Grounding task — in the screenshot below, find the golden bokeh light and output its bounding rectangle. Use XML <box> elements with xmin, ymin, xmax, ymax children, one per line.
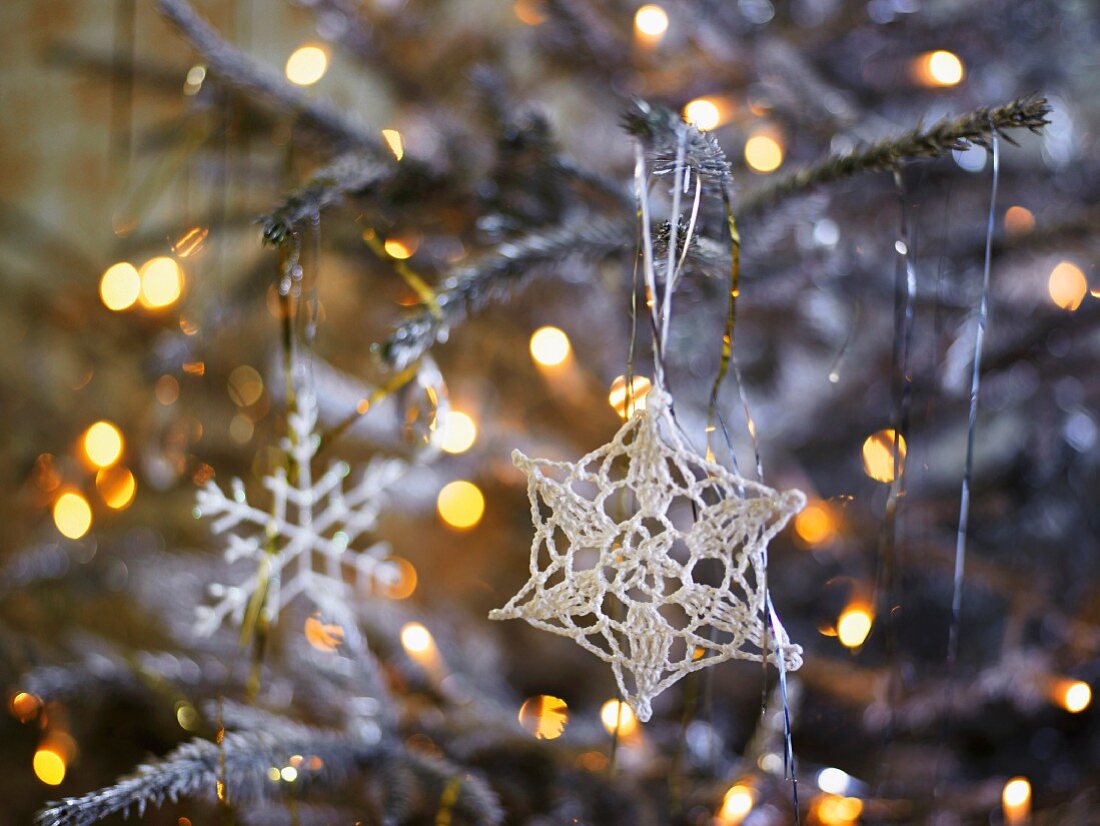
<box><xmin>172</xmin><ymin>226</ymin><xmax>209</xmax><ymax>258</ymax></box>
<box><xmin>53</xmin><ymin>492</ymin><xmax>92</xmax><ymax>540</ymax></box>
<box><xmin>281</xmin><ymin>765</ymin><xmax>299</xmax><ymax>782</ymax></box>
<box><xmin>513</xmin><ymin>0</ymin><xmax>546</xmax><ymax>25</ymax></box>
<box><xmin>99</xmin><ymin>262</ymin><xmax>141</xmax><ymax>311</ymax></box>
<box><xmin>382</xmin><ymin>557</ymin><xmax>418</xmax><ymax>600</ymax></box>
<box><xmin>861</xmin><ymin>429</ymin><xmax>906</xmax><ymax>483</ymax></box>
<box><xmin>83</xmin><ymin>420</ymin><xmax>123</xmax><ymax>468</ymax></box>
<box><xmin>914</xmin><ymin>50</ymin><xmax>965</xmax><ymax>87</ymax></box>
<box><xmin>599</xmin><ymin>699</ymin><xmax>638</xmax><ymax>737</ymax></box>
<box><xmin>384</xmin><ymin>238</ymin><xmax>414</xmax><ymax>259</ymax></box>
<box><xmin>138</xmin><ymin>257</ymin><xmax>184</xmax><ymax>310</ymax></box>
<box><xmin>10</xmin><ymin>692</ymin><xmax>41</xmax><ymax>723</ymax></box>
<box><xmin>1048</xmin><ymin>261</ymin><xmax>1087</xmax><ymax>311</ymax></box>
<box><xmin>608</xmin><ymin>374</ymin><xmax>652</xmax><ymax>419</ymax></box>
<box><xmin>718</xmin><ymin>783</ymin><xmax>755</xmax><ymax>824</ymax></box>
<box><xmin>529</xmin><ymin>326</ymin><xmax>571</xmax><ymax>367</ymax></box>
<box><xmin>381</xmin><ymin>128</ymin><xmax>404</xmax><ymax>161</ymax></box>
<box><xmin>155</xmin><ymin>375</ymin><xmax>180</xmax><ymax>405</ymax></box>
<box><xmin>837</xmin><ymin>603</ymin><xmax>873</xmax><ymax>649</ymax></box>
<box><xmin>305</xmin><ymin>614</ymin><xmax>345</xmax><ymax>653</ymax></box>
<box><xmin>1002</xmin><ymin>777</ymin><xmax>1031</xmax><ymax>823</ymax></box>
<box><xmin>228</xmin><ymin>365</ymin><xmax>264</xmax><ymax>407</ymax></box>
<box><xmin>96</xmin><ymin>466</ymin><xmax>136</xmax><ymax>510</ymax></box>
<box><xmin>744</xmin><ymin>133</ymin><xmax>784</xmax><ymax>173</ymax></box>
<box><xmin>33</xmin><ymin>748</ymin><xmax>66</xmax><ymax>786</ymax></box>
<box><xmin>440</xmin><ymin>410</ymin><xmax>478</xmax><ymax>454</ymax></box>
<box><xmin>683</xmin><ymin>98</ymin><xmax>722</xmax><ymax>132</ymax></box>
<box><xmin>794</xmin><ymin>500</ymin><xmax>837</xmax><ymax>547</ymax></box>
<box><xmin>1004</xmin><ymin>205</ymin><xmax>1035</xmax><ymax>235</ymax></box>
<box><xmin>634</xmin><ymin>4</ymin><xmax>669</xmax><ymax>40</ymax></box>
<box><xmin>400</xmin><ymin>621</ymin><xmax>434</xmax><ymax>655</ymax></box>
<box><xmin>436</xmin><ymin>480</ymin><xmax>485</xmax><ymax>530</ymax></box>
<box><xmin>285</xmin><ymin>45</ymin><xmax>328</xmax><ymax>86</ymax></box>
<box><xmin>815</xmin><ymin>794</ymin><xmax>864</xmax><ymax>825</ymax></box>
<box><xmin>1056</xmin><ymin>679</ymin><xmax>1092</xmax><ymax>713</ymax></box>
<box><xmin>518</xmin><ymin>695</ymin><xmax>569</xmax><ymax>740</ymax></box>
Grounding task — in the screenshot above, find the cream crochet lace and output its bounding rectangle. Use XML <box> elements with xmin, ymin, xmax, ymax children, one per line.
<box><xmin>490</xmin><ymin>387</ymin><xmax>805</xmax><ymax>722</ymax></box>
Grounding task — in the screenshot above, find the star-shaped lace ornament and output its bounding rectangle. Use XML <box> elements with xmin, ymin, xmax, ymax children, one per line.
<box><xmin>490</xmin><ymin>387</ymin><xmax>805</xmax><ymax>721</ymax></box>
<box><xmin>194</xmin><ymin>390</ymin><xmax>404</xmax><ymax>635</ymax></box>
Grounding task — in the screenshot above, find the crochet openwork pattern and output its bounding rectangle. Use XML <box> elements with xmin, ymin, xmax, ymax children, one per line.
<box><xmin>490</xmin><ymin>388</ymin><xmax>805</xmax><ymax>721</ymax></box>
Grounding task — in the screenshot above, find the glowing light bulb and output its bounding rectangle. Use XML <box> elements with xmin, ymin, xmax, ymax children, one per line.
<box><xmin>815</xmin><ymin>794</ymin><xmax>864</xmax><ymax>825</ymax></box>
<box><xmin>400</xmin><ymin>622</ymin><xmax>434</xmax><ymax>655</ymax></box>
<box><xmin>436</xmin><ymin>480</ymin><xmax>485</xmax><ymax>530</ymax></box>
<box><xmin>138</xmin><ymin>257</ymin><xmax>184</xmax><ymax>309</ymax></box>
<box><xmin>83</xmin><ymin>421</ymin><xmax>123</xmax><ymax>468</ymax></box>
<box><xmin>10</xmin><ymin>692</ymin><xmax>41</xmax><ymax>723</ymax></box>
<box><xmin>794</xmin><ymin>501</ymin><xmax>837</xmax><ymax>546</ymax></box>
<box><xmin>718</xmin><ymin>784</ymin><xmax>755</xmax><ymax>824</ymax></box>
<box><xmin>382</xmin><ymin>557</ymin><xmax>418</xmax><ymax>600</ymax></box>
<box><xmin>529</xmin><ymin>326</ymin><xmax>571</xmax><ymax>367</ymax></box>
<box><xmin>1004</xmin><ymin>205</ymin><xmax>1035</xmax><ymax>235</ymax></box>
<box><xmin>96</xmin><ymin>466</ymin><xmax>136</xmax><ymax>510</ymax></box>
<box><xmin>53</xmin><ymin>492</ymin><xmax>92</xmax><ymax>540</ymax></box>
<box><xmin>599</xmin><ymin>699</ymin><xmax>638</xmax><ymax>736</ymax></box>
<box><xmin>1048</xmin><ymin>261</ymin><xmax>1087</xmax><ymax>311</ymax></box>
<box><xmin>518</xmin><ymin>695</ymin><xmax>569</xmax><ymax>740</ymax></box>
<box><xmin>634</xmin><ymin>4</ymin><xmax>669</xmax><ymax>40</ymax></box>
<box><xmin>99</xmin><ymin>262</ymin><xmax>141</xmax><ymax>311</ymax></box>
<box><xmin>227</xmin><ymin>365</ymin><xmax>264</xmax><ymax>407</ymax></box>
<box><xmin>33</xmin><ymin>748</ymin><xmax>66</xmax><ymax>786</ymax></box>
<box><xmin>1059</xmin><ymin>680</ymin><xmax>1092</xmax><ymax>713</ymax></box>
<box><xmin>608</xmin><ymin>375</ymin><xmax>652</xmax><ymax>419</ymax></box>
<box><xmin>381</xmin><ymin>128</ymin><xmax>404</xmax><ymax>161</ymax></box>
<box><xmin>837</xmin><ymin>603</ymin><xmax>873</xmax><ymax>649</ymax></box>
<box><xmin>384</xmin><ymin>238</ymin><xmax>414</xmax><ymax>259</ymax></box>
<box><xmin>915</xmin><ymin>50</ymin><xmax>964</xmax><ymax>87</ymax></box>
<box><xmin>744</xmin><ymin>133</ymin><xmax>784</xmax><ymax>173</ymax></box>
<box><xmin>861</xmin><ymin>429</ymin><xmax>906</xmax><ymax>483</ymax></box>
<box><xmin>285</xmin><ymin>45</ymin><xmax>328</xmax><ymax>86</ymax></box>
<box><xmin>440</xmin><ymin>411</ymin><xmax>477</xmax><ymax>454</ymax></box>
<box><xmin>1002</xmin><ymin>777</ymin><xmax>1031</xmax><ymax>824</ymax></box>
<box><xmin>683</xmin><ymin>98</ymin><xmax>722</xmax><ymax>132</ymax></box>
<box><xmin>304</xmin><ymin>614</ymin><xmax>345</xmax><ymax>653</ymax></box>
<box><xmin>817</xmin><ymin>767</ymin><xmax>852</xmax><ymax>795</ymax></box>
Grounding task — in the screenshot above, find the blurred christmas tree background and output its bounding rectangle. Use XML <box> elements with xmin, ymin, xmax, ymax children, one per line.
<box><xmin>1</xmin><ymin>0</ymin><xmax>1098</xmax><ymax>823</ymax></box>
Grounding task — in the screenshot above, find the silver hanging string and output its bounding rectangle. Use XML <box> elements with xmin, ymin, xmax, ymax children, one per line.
<box><xmin>947</xmin><ymin>128</ymin><xmax>1000</xmax><ymax>670</ymax></box>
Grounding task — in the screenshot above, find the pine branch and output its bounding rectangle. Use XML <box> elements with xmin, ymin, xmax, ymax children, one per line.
<box><xmin>377</xmin><ymin>216</ymin><xmax>631</xmax><ymax>369</ymax></box>
<box><xmin>155</xmin><ymin>0</ymin><xmax>385</xmax><ymax>156</ymax></box>
<box><xmin>622</xmin><ymin>100</ymin><xmax>733</xmax><ymax>188</ymax></box>
<box><xmin>35</xmin><ymin>726</ymin><xmax>378</xmax><ymax>826</ymax></box>
<box><xmin>261</xmin><ymin>154</ymin><xmax>393</xmax><ymax>245</ymax></box>
<box><xmin>737</xmin><ymin>96</ymin><xmax>1050</xmax><ymax>217</ymax></box>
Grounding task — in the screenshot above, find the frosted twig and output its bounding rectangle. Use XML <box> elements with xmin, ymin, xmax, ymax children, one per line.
<box><xmin>737</xmin><ymin>96</ymin><xmax>1049</xmax><ymax>217</ymax></box>
<box><xmin>156</xmin><ymin>0</ymin><xmax>386</xmax><ymax>155</ymax></box>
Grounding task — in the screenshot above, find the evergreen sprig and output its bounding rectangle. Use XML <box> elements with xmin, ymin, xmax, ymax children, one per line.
<box><xmin>156</xmin><ymin>0</ymin><xmax>387</xmax><ymax>156</ymax></box>
<box><xmin>737</xmin><ymin>95</ymin><xmax>1050</xmax><ymax>217</ymax></box>
<box><xmin>377</xmin><ymin>216</ymin><xmax>632</xmax><ymax>369</ymax></box>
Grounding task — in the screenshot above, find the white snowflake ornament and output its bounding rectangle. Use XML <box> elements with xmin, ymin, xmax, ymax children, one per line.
<box><xmin>490</xmin><ymin>387</ymin><xmax>805</xmax><ymax>721</ymax></box>
<box><xmin>194</xmin><ymin>390</ymin><xmax>404</xmax><ymax>635</ymax></box>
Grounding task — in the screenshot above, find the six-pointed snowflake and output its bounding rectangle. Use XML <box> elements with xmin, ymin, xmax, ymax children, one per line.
<box><xmin>194</xmin><ymin>390</ymin><xmax>404</xmax><ymax>635</ymax></box>
<box><xmin>490</xmin><ymin>387</ymin><xmax>804</xmax><ymax>721</ymax></box>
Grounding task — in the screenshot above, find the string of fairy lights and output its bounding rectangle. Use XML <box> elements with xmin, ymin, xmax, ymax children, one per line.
<box><xmin>12</xmin><ymin>3</ymin><xmax>1099</xmax><ymax>822</ymax></box>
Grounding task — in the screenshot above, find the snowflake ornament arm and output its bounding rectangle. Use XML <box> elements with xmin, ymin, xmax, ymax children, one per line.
<box><xmin>194</xmin><ymin>391</ymin><xmax>405</xmax><ymax>636</ymax></box>
<box><xmin>490</xmin><ymin>388</ymin><xmax>805</xmax><ymax>722</ymax></box>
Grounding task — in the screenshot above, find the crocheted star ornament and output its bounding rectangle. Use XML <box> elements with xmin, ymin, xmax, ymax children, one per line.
<box><xmin>490</xmin><ymin>387</ymin><xmax>805</xmax><ymax>721</ymax></box>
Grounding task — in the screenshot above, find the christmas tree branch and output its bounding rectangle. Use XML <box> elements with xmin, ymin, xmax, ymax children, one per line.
<box><xmin>736</xmin><ymin>96</ymin><xmax>1050</xmax><ymax>217</ymax></box>
<box><xmin>377</xmin><ymin>216</ymin><xmax>631</xmax><ymax>369</ymax></box>
<box><xmin>34</xmin><ymin>727</ymin><xmax>377</xmax><ymax>826</ymax></box>
<box><xmin>156</xmin><ymin>0</ymin><xmax>386</xmax><ymax>156</ymax></box>
<box><xmin>261</xmin><ymin>154</ymin><xmax>393</xmax><ymax>245</ymax></box>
